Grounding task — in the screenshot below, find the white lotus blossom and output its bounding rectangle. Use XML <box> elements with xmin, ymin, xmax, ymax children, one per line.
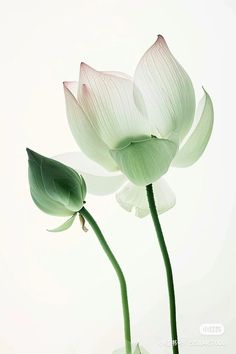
<box><xmin>56</xmin><ymin>35</ymin><xmax>214</xmax><ymax>217</ymax></box>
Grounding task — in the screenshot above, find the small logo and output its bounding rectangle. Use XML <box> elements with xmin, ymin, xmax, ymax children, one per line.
<box><xmin>200</xmin><ymin>324</ymin><xmax>224</xmax><ymax>336</ymax></box>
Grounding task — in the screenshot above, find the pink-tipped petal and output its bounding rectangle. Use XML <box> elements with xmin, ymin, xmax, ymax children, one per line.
<box><xmin>77</xmin><ymin>63</ymin><xmax>150</xmax><ymax>148</ymax></box>
<box><xmin>63</xmin><ymin>82</ymin><xmax>118</xmax><ymax>171</ymax></box>
<box><xmin>134</xmin><ymin>35</ymin><xmax>195</xmax><ymax>140</ymax></box>
<box><xmin>63</xmin><ymin>81</ymin><xmax>78</xmax><ymax>97</ymax></box>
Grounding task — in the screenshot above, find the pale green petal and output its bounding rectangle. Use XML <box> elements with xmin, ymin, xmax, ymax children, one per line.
<box><xmin>172</xmin><ymin>89</ymin><xmax>214</xmax><ymax>167</ymax></box>
<box><xmin>113</xmin><ymin>344</ymin><xmax>149</xmax><ymax>354</ymax></box>
<box><xmin>110</xmin><ymin>137</ymin><xmax>177</xmax><ymax>186</ymax></box>
<box><xmin>78</xmin><ymin>63</ymin><xmax>150</xmax><ymax>148</ymax></box>
<box><xmin>64</xmin><ymin>82</ymin><xmax>117</xmax><ymax>171</ymax></box>
<box><xmin>103</xmin><ymin>71</ymin><xmax>148</xmax><ymax>117</ymax></box>
<box><xmin>47</xmin><ymin>213</ymin><xmax>77</xmax><ymax>232</ymax></box>
<box><xmin>134</xmin><ymin>35</ymin><xmax>195</xmax><ymax>140</ymax></box>
<box><xmin>116</xmin><ymin>178</ymin><xmax>176</xmax><ymax>217</ymax></box>
<box><xmin>54</xmin><ymin>152</ymin><xmax>127</xmax><ymax>195</ymax></box>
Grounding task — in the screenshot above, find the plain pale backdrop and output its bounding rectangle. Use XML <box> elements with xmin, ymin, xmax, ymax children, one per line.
<box><xmin>1</xmin><ymin>0</ymin><xmax>236</xmax><ymax>353</ymax></box>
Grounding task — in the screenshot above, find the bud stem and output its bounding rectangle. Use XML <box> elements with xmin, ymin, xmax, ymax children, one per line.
<box><xmin>80</xmin><ymin>207</ymin><xmax>132</xmax><ymax>354</ymax></box>
<box><xmin>146</xmin><ymin>184</ymin><xmax>179</xmax><ymax>354</ymax></box>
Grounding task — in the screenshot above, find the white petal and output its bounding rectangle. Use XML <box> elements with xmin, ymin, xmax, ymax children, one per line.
<box><xmin>172</xmin><ymin>89</ymin><xmax>214</xmax><ymax>167</ymax></box>
<box><xmin>116</xmin><ymin>178</ymin><xmax>176</xmax><ymax>218</ymax></box>
<box><xmin>64</xmin><ymin>82</ymin><xmax>117</xmax><ymax>171</ymax></box>
<box><xmin>104</xmin><ymin>71</ymin><xmax>148</xmax><ymax>117</ymax></box>
<box><xmin>54</xmin><ymin>152</ymin><xmax>126</xmax><ymax>195</ymax></box>
<box><xmin>134</xmin><ymin>35</ymin><xmax>195</xmax><ymax>140</ymax></box>
<box><xmin>102</xmin><ymin>71</ymin><xmax>133</xmax><ymax>80</ymax></box>
<box><xmin>78</xmin><ymin>63</ymin><xmax>150</xmax><ymax>148</ymax></box>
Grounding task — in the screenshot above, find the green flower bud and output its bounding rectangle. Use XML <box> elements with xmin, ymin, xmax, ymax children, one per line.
<box><xmin>27</xmin><ymin>148</ymin><xmax>86</xmax><ymax>217</ymax></box>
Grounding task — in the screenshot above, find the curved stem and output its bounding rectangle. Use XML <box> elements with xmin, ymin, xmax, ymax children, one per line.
<box><xmin>146</xmin><ymin>184</ymin><xmax>179</xmax><ymax>354</ymax></box>
<box><xmin>80</xmin><ymin>207</ymin><xmax>132</xmax><ymax>354</ymax></box>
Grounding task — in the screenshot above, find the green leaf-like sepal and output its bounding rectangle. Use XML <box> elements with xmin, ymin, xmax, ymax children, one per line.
<box><xmin>110</xmin><ymin>137</ymin><xmax>177</xmax><ymax>186</ymax></box>
<box><xmin>47</xmin><ymin>213</ymin><xmax>77</xmax><ymax>232</ymax></box>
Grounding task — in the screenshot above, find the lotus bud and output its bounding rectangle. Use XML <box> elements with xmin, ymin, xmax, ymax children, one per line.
<box><xmin>27</xmin><ymin>148</ymin><xmax>87</xmax><ymax>232</ymax></box>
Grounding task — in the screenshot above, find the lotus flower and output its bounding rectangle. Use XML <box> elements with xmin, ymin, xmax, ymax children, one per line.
<box><xmin>56</xmin><ymin>35</ymin><xmax>213</xmax><ymax>217</ymax></box>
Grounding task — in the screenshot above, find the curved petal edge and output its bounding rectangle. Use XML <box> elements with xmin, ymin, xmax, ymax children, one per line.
<box><xmin>134</xmin><ymin>35</ymin><xmax>195</xmax><ymax>140</ymax></box>
<box><xmin>47</xmin><ymin>213</ymin><xmax>77</xmax><ymax>232</ymax></box>
<box><xmin>116</xmin><ymin>178</ymin><xmax>176</xmax><ymax>218</ymax></box>
<box><xmin>110</xmin><ymin>137</ymin><xmax>178</xmax><ymax>186</ymax></box>
<box><xmin>54</xmin><ymin>152</ymin><xmax>127</xmax><ymax>196</ymax></box>
<box><xmin>172</xmin><ymin>89</ymin><xmax>214</xmax><ymax>167</ymax></box>
<box><xmin>64</xmin><ymin>82</ymin><xmax>118</xmax><ymax>171</ymax></box>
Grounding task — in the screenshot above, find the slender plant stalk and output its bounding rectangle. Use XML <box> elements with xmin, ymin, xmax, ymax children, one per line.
<box><xmin>146</xmin><ymin>184</ymin><xmax>179</xmax><ymax>354</ymax></box>
<box><xmin>80</xmin><ymin>207</ymin><xmax>132</xmax><ymax>354</ymax></box>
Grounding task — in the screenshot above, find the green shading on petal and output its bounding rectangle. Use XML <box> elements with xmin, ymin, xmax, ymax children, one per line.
<box><xmin>41</xmin><ymin>157</ymin><xmax>86</xmax><ymax>212</ymax></box>
<box><xmin>110</xmin><ymin>137</ymin><xmax>177</xmax><ymax>186</ymax></box>
<box><xmin>28</xmin><ymin>153</ymin><xmax>72</xmax><ymax>216</ymax></box>
<box><xmin>27</xmin><ymin>149</ymin><xmax>86</xmax><ymax>215</ymax></box>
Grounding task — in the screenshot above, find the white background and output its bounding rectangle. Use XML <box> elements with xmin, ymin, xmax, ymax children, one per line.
<box><xmin>1</xmin><ymin>0</ymin><xmax>236</xmax><ymax>353</ymax></box>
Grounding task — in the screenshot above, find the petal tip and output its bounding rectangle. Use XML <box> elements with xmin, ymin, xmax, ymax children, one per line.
<box><xmin>157</xmin><ymin>34</ymin><xmax>165</xmax><ymax>41</ymax></box>
<box><xmin>80</xmin><ymin>61</ymin><xmax>87</xmax><ymax>69</ymax></box>
<box><xmin>147</xmin><ymin>34</ymin><xmax>169</xmax><ymax>54</ymax></box>
<box><xmin>26</xmin><ymin>148</ymin><xmax>37</xmax><ymax>160</ymax></box>
<box><xmin>63</xmin><ymin>81</ymin><xmax>69</xmax><ymax>89</ymax></box>
<box><xmin>63</xmin><ymin>81</ymin><xmax>78</xmax><ymax>91</ymax></box>
<box><xmin>80</xmin><ymin>62</ymin><xmax>94</xmax><ymax>71</ymax></box>
<box><xmin>201</xmin><ymin>87</ymin><xmax>212</xmax><ymax>102</ymax></box>
<box><xmin>81</xmin><ymin>83</ymin><xmax>89</xmax><ymax>95</ymax></box>
<box><xmin>80</xmin><ymin>62</ymin><xmax>98</xmax><ymax>79</ymax></box>
<box><xmin>201</xmin><ymin>86</ymin><xmax>208</xmax><ymax>94</ymax></box>
<box><xmin>155</xmin><ymin>34</ymin><xmax>167</xmax><ymax>44</ymax></box>
<box><xmin>80</xmin><ymin>61</ymin><xmax>87</xmax><ymax>73</ymax></box>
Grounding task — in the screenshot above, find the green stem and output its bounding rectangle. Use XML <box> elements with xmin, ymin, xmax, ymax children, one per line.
<box><xmin>80</xmin><ymin>207</ymin><xmax>132</xmax><ymax>354</ymax></box>
<box><xmin>146</xmin><ymin>184</ymin><xmax>179</xmax><ymax>354</ymax></box>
